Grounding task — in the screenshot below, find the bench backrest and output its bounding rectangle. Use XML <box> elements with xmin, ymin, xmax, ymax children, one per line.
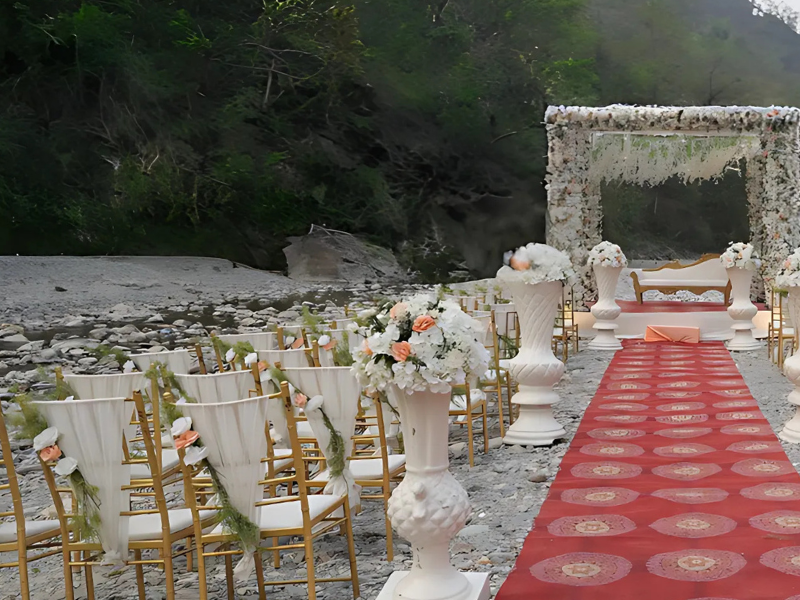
<box><xmin>637</xmin><ymin>254</ymin><xmax>726</xmax><ymax>282</ymax></box>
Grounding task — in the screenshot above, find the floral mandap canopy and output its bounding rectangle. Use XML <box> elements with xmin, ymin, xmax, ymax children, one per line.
<box><xmin>544</xmin><ymin>104</ymin><xmax>800</xmax><ymax>305</ymax></box>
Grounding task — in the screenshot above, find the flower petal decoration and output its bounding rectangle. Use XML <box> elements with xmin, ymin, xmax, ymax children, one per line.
<box><xmin>412</xmin><ymin>315</ymin><xmax>436</xmax><ymax>333</ymax></box>
<box><xmin>123</xmin><ymin>360</ymin><xmax>136</xmax><ymax>373</ymax></box>
<box><xmin>39</xmin><ymin>445</ymin><xmax>62</xmax><ymax>462</ymax></box>
<box><xmin>183</xmin><ymin>445</ymin><xmax>209</xmax><ymax>466</ymax></box>
<box><xmin>175</xmin><ymin>430</ymin><xmax>200</xmax><ymax>450</ymax></box>
<box><xmin>293</xmin><ymin>393</ymin><xmax>308</xmax><ymax>408</ymax></box>
<box><xmin>55</xmin><ymin>456</ymin><xmax>79</xmax><ymax>476</ymax></box>
<box><xmin>244</xmin><ymin>352</ymin><xmax>258</xmax><ymax>367</ymax></box>
<box><xmin>391</xmin><ymin>341</ymin><xmax>413</xmax><ymax>362</ymax></box>
<box><xmin>225</xmin><ymin>348</ymin><xmax>236</xmax><ymax>363</ymax></box>
<box><xmin>171</xmin><ymin>417</ymin><xmax>192</xmax><ymax>437</ymax></box>
<box><xmin>33</xmin><ymin>427</ymin><xmax>59</xmax><ymax>452</ymax></box>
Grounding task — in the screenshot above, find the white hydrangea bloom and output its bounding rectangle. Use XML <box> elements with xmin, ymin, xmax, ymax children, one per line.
<box><xmin>720</xmin><ymin>242</ymin><xmax>761</xmax><ymax>271</ymax></box>
<box><xmin>776</xmin><ymin>248</ymin><xmax>800</xmax><ymax>288</ymax></box>
<box><xmin>587</xmin><ymin>241</ymin><xmax>628</xmax><ymax>268</ymax></box>
<box><xmin>496</xmin><ymin>243</ymin><xmax>575</xmax><ymax>285</ymax></box>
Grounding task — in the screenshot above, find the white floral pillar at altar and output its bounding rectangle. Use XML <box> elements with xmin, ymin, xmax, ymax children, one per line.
<box><xmin>587</xmin><ymin>241</ymin><xmax>627</xmax><ymax>350</ymax></box>
<box><xmin>352</xmin><ymin>295</ymin><xmax>491</xmax><ymax>600</ymax></box>
<box><xmin>722</xmin><ymin>242</ymin><xmax>762</xmax><ymax>351</ymax></box>
<box><xmin>777</xmin><ymin>250</ymin><xmax>800</xmax><ymax>442</ymax></box>
<box><xmin>497</xmin><ymin>243</ymin><xmax>575</xmax><ymax>446</ymax></box>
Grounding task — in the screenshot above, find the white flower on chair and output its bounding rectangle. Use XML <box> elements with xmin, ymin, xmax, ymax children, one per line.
<box><xmin>225</xmin><ymin>348</ymin><xmax>236</xmax><ymax>363</ymax></box>
<box><xmin>244</xmin><ymin>352</ymin><xmax>258</xmax><ymax>367</ymax></box>
<box><xmin>33</xmin><ymin>427</ymin><xmax>59</xmax><ymax>452</ymax></box>
<box><xmin>171</xmin><ymin>417</ymin><xmax>192</xmax><ymax>437</ymax></box>
<box><xmin>55</xmin><ymin>457</ymin><xmax>79</xmax><ymax>476</ymax></box>
<box><xmin>123</xmin><ymin>360</ymin><xmax>136</xmax><ymax>373</ymax></box>
<box><xmin>183</xmin><ymin>445</ymin><xmax>209</xmax><ymax>466</ymax></box>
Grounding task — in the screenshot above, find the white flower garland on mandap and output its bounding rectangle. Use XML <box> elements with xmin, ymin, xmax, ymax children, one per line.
<box><xmin>351</xmin><ymin>294</ymin><xmax>490</xmax><ymax>394</ymax></box>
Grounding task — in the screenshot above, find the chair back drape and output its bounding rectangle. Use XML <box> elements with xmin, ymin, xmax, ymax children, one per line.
<box><xmin>131</xmin><ymin>349</ymin><xmax>192</xmax><ymax>374</ymax></box>
<box><xmin>174</xmin><ymin>371</ymin><xmax>255</xmax><ymax>404</ymax></box>
<box><xmin>33</xmin><ymin>397</ymin><xmax>131</xmax><ymax>560</ymax></box>
<box><xmin>281</xmin><ymin>367</ymin><xmax>361</xmax><ymax>506</ymax></box>
<box><xmin>257</xmin><ymin>348</ymin><xmax>309</xmax><ymax>369</ymax></box>
<box><xmin>218</xmin><ymin>332</ymin><xmax>278</xmax><ymax>351</ymax></box>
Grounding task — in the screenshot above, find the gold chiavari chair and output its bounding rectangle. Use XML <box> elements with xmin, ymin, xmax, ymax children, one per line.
<box><xmin>493</xmin><ymin>307</ymin><xmax>519</xmax><ymax>424</ymax></box>
<box><xmin>311</xmin><ymin>394</ymin><xmax>405</xmax><ymax>560</ymax></box>
<box><xmin>177</xmin><ymin>384</ymin><xmax>359</xmax><ymax>600</ymax></box>
<box><xmin>449</xmin><ymin>380</ymin><xmax>489</xmax><ymax>468</ymax></box>
<box><xmin>769</xmin><ymin>289</ymin><xmax>796</xmax><ymax>368</ymax></box>
<box><xmin>0</xmin><ymin>407</ymin><xmax>62</xmax><ymax>599</ymax></box>
<box><xmin>553</xmin><ymin>286</ymin><xmax>579</xmax><ymax>362</ymax></box>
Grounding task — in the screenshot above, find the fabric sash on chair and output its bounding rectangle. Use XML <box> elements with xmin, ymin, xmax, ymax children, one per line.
<box><xmin>64</xmin><ymin>373</ymin><xmax>146</xmax><ymax>449</ymax></box>
<box><xmin>131</xmin><ymin>349</ymin><xmax>192</xmax><ymax>374</ymax></box>
<box><xmin>174</xmin><ymin>371</ymin><xmax>255</xmax><ymax>404</ymax></box>
<box><xmin>257</xmin><ymin>348</ymin><xmax>309</xmax><ymax>369</ymax></box>
<box><xmin>281</xmin><ymin>367</ymin><xmax>361</xmax><ymax>508</ymax></box>
<box><xmin>178</xmin><ymin>396</ymin><xmax>273</xmax><ymax>579</ymax></box>
<box><xmin>218</xmin><ymin>332</ymin><xmax>278</xmax><ymax>351</ymax></box>
<box><xmin>33</xmin><ymin>397</ymin><xmax>131</xmax><ymax>561</ymax></box>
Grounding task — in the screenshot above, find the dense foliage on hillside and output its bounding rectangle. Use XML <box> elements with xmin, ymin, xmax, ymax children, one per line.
<box><xmin>1</xmin><ymin>0</ymin><xmax>798</xmax><ymax>276</ymax></box>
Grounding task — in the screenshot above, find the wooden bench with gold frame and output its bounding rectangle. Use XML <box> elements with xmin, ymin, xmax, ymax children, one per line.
<box><xmin>630</xmin><ymin>254</ymin><xmax>731</xmax><ymax>304</ymax></box>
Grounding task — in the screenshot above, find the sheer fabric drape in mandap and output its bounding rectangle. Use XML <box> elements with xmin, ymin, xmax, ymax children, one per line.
<box><xmin>33</xmin><ymin>397</ymin><xmax>131</xmax><ymax>561</ymax></box>
<box><xmin>218</xmin><ymin>331</ymin><xmax>278</xmax><ymax>351</ymax></box>
<box><xmin>64</xmin><ymin>373</ymin><xmax>146</xmax><ymax>447</ymax></box>
<box><xmin>131</xmin><ymin>349</ymin><xmax>192</xmax><ymax>374</ymax></box>
<box><xmin>173</xmin><ymin>371</ymin><xmax>255</xmax><ymax>403</ymax></box>
<box><xmin>282</xmin><ymin>367</ymin><xmax>362</xmax><ymax>507</ymax></box>
<box><xmin>178</xmin><ymin>396</ymin><xmax>273</xmax><ymax>578</ymax></box>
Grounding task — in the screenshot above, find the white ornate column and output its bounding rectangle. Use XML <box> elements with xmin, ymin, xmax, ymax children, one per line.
<box><xmin>377</xmin><ymin>386</ymin><xmax>490</xmax><ymax>600</ymax></box>
<box><xmin>501</xmin><ymin>279</ymin><xmax>566</xmax><ymax>446</ymax></box>
<box><xmin>726</xmin><ymin>267</ymin><xmax>761</xmax><ymax>351</ymax></box>
<box><xmin>781</xmin><ymin>289</ymin><xmax>800</xmax><ymax>443</ymax></box>
<box><xmin>588</xmin><ymin>265</ymin><xmax>623</xmax><ymax>350</ymax></box>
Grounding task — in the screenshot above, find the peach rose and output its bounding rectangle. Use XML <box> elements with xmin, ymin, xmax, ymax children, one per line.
<box><xmin>389</xmin><ymin>302</ymin><xmax>408</xmax><ymax>319</ymax></box>
<box><xmin>258</xmin><ymin>360</ymin><xmax>269</xmax><ymax>372</ymax></box>
<box><xmin>291</xmin><ymin>338</ymin><xmax>305</xmax><ymax>349</ymax></box>
<box><xmin>361</xmin><ymin>340</ymin><xmax>373</xmax><ymax>356</ymax></box>
<box><xmin>412</xmin><ymin>315</ymin><xmax>436</xmax><ymax>333</ymax></box>
<box><xmin>391</xmin><ymin>341</ymin><xmax>412</xmax><ymax>362</ymax></box>
<box><xmin>175</xmin><ymin>431</ymin><xmax>200</xmax><ymax>450</ymax></box>
<box><xmin>323</xmin><ymin>339</ymin><xmax>337</xmax><ymax>351</ymax></box>
<box><xmin>509</xmin><ymin>256</ymin><xmax>530</xmax><ymax>271</ymax></box>
<box><xmin>39</xmin><ymin>445</ymin><xmax>62</xmax><ymax>462</ymax></box>
<box><xmin>293</xmin><ymin>393</ymin><xmax>308</xmax><ymax>408</ymax></box>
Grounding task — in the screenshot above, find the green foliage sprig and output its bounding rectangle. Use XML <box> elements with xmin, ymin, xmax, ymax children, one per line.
<box><xmin>90</xmin><ymin>345</ymin><xmax>131</xmax><ymax>366</ymax></box>
<box><xmin>205</xmin><ymin>461</ymin><xmax>260</xmax><ymax>551</ymax></box>
<box><xmin>68</xmin><ymin>471</ymin><xmax>102</xmax><ymax>542</ymax></box>
<box><xmin>9</xmin><ymin>394</ymin><xmax>49</xmax><ymax>440</ymax></box>
<box><xmin>301</xmin><ymin>306</ymin><xmax>325</xmax><ymax>336</ymax></box>
<box><xmin>332</xmin><ymin>331</ymin><xmax>354</xmax><ymax>367</ymax></box>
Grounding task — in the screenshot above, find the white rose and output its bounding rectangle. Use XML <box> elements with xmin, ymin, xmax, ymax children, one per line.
<box><xmin>123</xmin><ymin>360</ymin><xmax>136</xmax><ymax>373</ymax></box>
<box><xmin>183</xmin><ymin>445</ymin><xmax>209</xmax><ymax>466</ymax></box>
<box><xmin>55</xmin><ymin>457</ymin><xmax>79</xmax><ymax>476</ymax></box>
<box><xmin>64</xmin><ymin>396</ymin><xmax>75</xmax><ymax>402</ymax></box>
<box><xmin>244</xmin><ymin>352</ymin><xmax>258</xmax><ymax>367</ymax></box>
<box><xmin>33</xmin><ymin>427</ymin><xmax>59</xmax><ymax>452</ymax></box>
<box><xmin>171</xmin><ymin>417</ymin><xmax>192</xmax><ymax>437</ymax></box>
<box><xmin>225</xmin><ymin>348</ymin><xmax>236</xmax><ymax>362</ymax></box>
<box><xmin>317</xmin><ymin>335</ymin><xmax>331</xmax><ymax>347</ymax></box>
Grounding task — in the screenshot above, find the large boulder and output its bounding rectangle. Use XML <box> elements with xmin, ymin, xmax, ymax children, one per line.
<box><xmin>283</xmin><ymin>227</ymin><xmax>404</xmax><ymax>283</ymax></box>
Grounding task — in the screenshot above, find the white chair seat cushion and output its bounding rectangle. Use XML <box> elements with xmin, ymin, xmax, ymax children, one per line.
<box><xmin>498</xmin><ymin>359</ymin><xmax>512</xmax><ymax>370</ymax></box>
<box><xmin>130</xmin><ymin>449</ymin><xmax>180</xmax><ymax>480</ymax></box>
<box><xmin>266</xmin><ymin>449</ymin><xmax>295</xmax><ymax>474</ymax></box>
<box><xmin>211</xmin><ymin>495</ymin><xmax>340</xmax><ymax>534</ymax></box>
<box><xmin>553</xmin><ymin>327</ymin><xmax>563</xmax><ymax>336</ymax></box>
<box><xmin>313</xmin><ymin>455</ymin><xmax>406</xmax><ymax>482</ymax></box>
<box><xmin>0</xmin><ymin>519</ymin><xmax>60</xmax><ymax>543</ymax></box>
<box><xmin>129</xmin><ymin>508</ymin><xmax>203</xmax><ymax>541</ymax></box>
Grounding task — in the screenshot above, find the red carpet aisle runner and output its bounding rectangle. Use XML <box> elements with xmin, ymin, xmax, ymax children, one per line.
<box><xmin>496</xmin><ymin>340</ymin><xmax>800</xmax><ymax>600</ymax></box>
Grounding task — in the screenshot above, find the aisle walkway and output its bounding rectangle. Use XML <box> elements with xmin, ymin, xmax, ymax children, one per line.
<box><xmin>497</xmin><ymin>340</ymin><xmax>800</xmax><ymax>600</ymax></box>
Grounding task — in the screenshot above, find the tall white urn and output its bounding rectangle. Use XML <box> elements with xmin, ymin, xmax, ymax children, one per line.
<box><xmin>501</xmin><ymin>279</ymin><xmax>567</xmax><ymax>446</ymax></box>
<box><xmin>726</xmin><ymin>267</ymin><xmax>761</xmax><ymax>351</ymax></box>
<box><xmin>780</xmin><ymin>289</ymin><xmax>800</xmax><ymax>443</ymax></box>
<box><xmin>588</xmin><ymin>265</ymin><xmax>623</xmax><ymax>351</ymax></box>
<box><xmin>377</xmin><ymin>386</ymin><xmax>490</xmax><ymax>600</ymax></box>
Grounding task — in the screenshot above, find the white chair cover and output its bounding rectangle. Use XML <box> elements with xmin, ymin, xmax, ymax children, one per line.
<box><xmin>471</xmin><ymin>315</ymin><xmax>493</xmax><ymax>346</ymax></box>
<box><xmin>131</xmin><ymin>349</ymin><xmax>192</xmax><ymax>375</ymax></box>
<box><xmin>33</xmin><ymin>397</ymin><xmax>131</xmax><ymax>561</ymax></box>
<box><xmin>257</xmin><ymin>348</ymin><xmax>309</xmax><ymax>369</ymax></box>
<box><xmin>174</xmin><ymin>371</ymin><xmax>255</xmax><ymax>404</ymax></box>
<box><xmin>327</xmin><ymin>328</ymin><xmax>365</xmax><ymax>352</ymax></box>
<box><xmin>281</xmin><ymin>367</ymin><xmax>361</xmax><ymax>508</ymax></box>
<box><xmin>179</xmin><ymin>396</ymin><xmax>273</xmax><ymax>578</ymax></box>
<box><xmin>218</xmin><ymin>332</ymin><xmax>277</xmax><ymax>351</ymax></box>
<box><xmin>64</xmin><ymin>373</ymin><xmax>146</xmax><ymax>448</ymax></box>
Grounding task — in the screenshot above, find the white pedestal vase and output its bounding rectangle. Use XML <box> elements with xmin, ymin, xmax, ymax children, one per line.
<box><xmin>377</xmin><ymin>386</ymin><xmax>489</xmax><ymax>600</ymax></box>
<box><xmin>780</xmin><ymin>289</ymin><xmax>800</xmax><ymax>443</ymax></box>
<box><xmin>501</xmin><ymin>279</ymin><xmax>567</xmax><ymax>446</ymax></box>
<box><xmin>588</xmin><ymin>265</ymin><xmax>623</xmax><ymax>351</ymax></box>
<box><xmin>726</xmin><ymin>267</ymin><xmax>761</xmax><ymax>351</ymax></box>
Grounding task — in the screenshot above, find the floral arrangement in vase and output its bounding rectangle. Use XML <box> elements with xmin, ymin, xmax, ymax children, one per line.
<box><xmin>351</xmin><ymin>294</ymin><xmax>490</xmax><ymax>393</ymax></box>
<box><xmin>776</xmin><ymin>248</ymin><xmax>800</xmax><ymax>288</ymax></box>
<box><xmin>720</xmin><ymin>242</ymin><xmax>761</xmax><ymax>271</ymax></box>
<box><xmin>497</xmin><ymin>243</ymin><xmax>575</xmax><ymax>284</ymax></box>
<box><xmin>587</xmin><ymin>241</ymin><xmax>628</xmax><ymax>268</ymax></box>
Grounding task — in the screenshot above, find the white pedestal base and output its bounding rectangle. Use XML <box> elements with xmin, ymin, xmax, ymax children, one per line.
<box><xmin>503</xmin><ymin>392</ymin><xmax>566</xmax><ymax>446</ymax></box>
<box><xmin>726</xmin><ymin>328</ymin><xmax>762</xmax><ymax>351</ymax></box>
<box><xmin>780</xmin><ymin>411</ymin><xmax>800</xmax><ymax>443</ymax></box>
<box><xmin>376</xmin><ymin>571</ymin><xmax>491</xmax><ymax>600</ymax></box>
<box><xmin>588</xmin><ymin>325</ymin><xmax>622</xmax><ymax>351</ymax></box>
